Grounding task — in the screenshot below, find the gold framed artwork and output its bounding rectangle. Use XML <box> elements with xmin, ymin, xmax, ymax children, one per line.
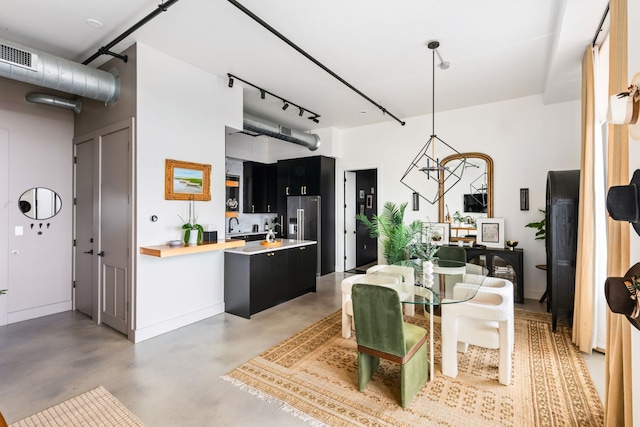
<box><xmin>165</xmin><ymin>159</ymin><xmax>211</xmax><ymax>201</ymax></box>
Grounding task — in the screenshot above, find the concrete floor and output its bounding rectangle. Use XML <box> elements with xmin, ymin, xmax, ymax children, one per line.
<box><xmin>0</xmin><ymin>272</ymin><xmax>604</xmax><ymax>426</ymax></box>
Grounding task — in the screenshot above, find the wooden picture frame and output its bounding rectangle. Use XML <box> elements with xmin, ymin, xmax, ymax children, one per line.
<box><xmin>476</xmin><ymin>217</ymin><xmax>505</xmax><ymax>248</ymax></box>
<box><xmin>423</xmin><ymin>222</ymin><xmax>450</xmax><ymax>246</ymax></box>
<box><xmin>165</xmin><ymin>159</ymin><xmax>211</xmax><ymax>201</ymax></box>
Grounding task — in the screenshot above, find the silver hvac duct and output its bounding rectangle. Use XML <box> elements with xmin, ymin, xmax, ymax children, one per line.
<box><xmin>26</xmin><ymin>93</ymin><xmax>82</xmax><ymax>114</ymax></box>
<box><xmin>0</xmin><ymin>38</ymin><xmax>119</xmax><ymax>107</ymax></box>
<box><xmin>243</xmin><ymin>113</ymin><xmax>320</xmax><ymax>151</ymax></box>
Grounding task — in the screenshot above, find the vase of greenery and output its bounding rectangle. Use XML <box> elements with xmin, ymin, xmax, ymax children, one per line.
<box><xmin>356</xmin><ymin>201</ymin><xmax>438</xmax><ymax>278</ymax></box>
<box><xmin>179</xmin><ymin>198</ymin><xmax>204</xmax><ymax>245</ymax></box>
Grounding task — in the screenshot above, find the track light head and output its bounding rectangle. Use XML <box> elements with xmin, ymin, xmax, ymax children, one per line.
<box><xmin>299</xmin><ymin>108</ymin><xmax>304</xmax><ymax>117</ymax></box>
<box><xmin>260</xmin><ymin>90</ymin><xmax>265</xmax><ymax>99</ymax></box>
<box><xmin>308</xmin><ymin>115</ymin><xmax>320</xmax><ymax>123</ymax></box>
<box><xmin>228</xmin><ymin>77</ymin><xmax>234</xmax><ymax>88</ymax></box>
<box><xmin>282</xmin><ymin>102</ymin><xmax>289</xmax><ymax>111</ymax></box>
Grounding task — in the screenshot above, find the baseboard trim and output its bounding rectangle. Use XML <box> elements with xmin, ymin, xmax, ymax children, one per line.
<box><xmin>8</xmin><ymin>300</ymin><xmax>72</xmax><ymax>324</ymax></box>
<box><xmin>132</xmin><ymin>303</ymin><xmax>225</xmax><ymax>343</ymax></box>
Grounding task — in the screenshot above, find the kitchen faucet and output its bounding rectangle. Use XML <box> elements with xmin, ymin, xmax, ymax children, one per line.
<box><xmin>228</xmin><ymin>217</ymin><xmax>239</xmax><ymax>233</ymax></box>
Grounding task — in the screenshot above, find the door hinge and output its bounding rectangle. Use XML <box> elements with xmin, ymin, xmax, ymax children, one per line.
<box><xmin>73</xmin><ymin>280</ymin><xmax>76</xmax><ymax>288</ymax></box>
<box><xmin>73</xmin><ymin>239</ymin><xmax>77</xmax><ymax>247</ymax></box>
<box><xmin>344</xmin><ymin>256</ymin><xmax>347</xmax><ymax>260</ymax></box>
<box><xmin>74</xmin><ymin>197</ymin><xmax>77</xmax><ymax>205</ymax></box>
<box><xmin>74</xmin><ymin>156</ymin><xmax>77</xmax><ymax>164</ymax></box>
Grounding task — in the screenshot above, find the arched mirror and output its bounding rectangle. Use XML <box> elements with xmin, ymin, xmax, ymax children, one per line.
<box><xmin>438</xmin><ymin>152</ymin><xmax>493</xmax><ymax>222</ymax></box>
<box><xmin>18</xmin><ymin>187</ymin><xmax>62</xmax><ymax>220</ymax></box>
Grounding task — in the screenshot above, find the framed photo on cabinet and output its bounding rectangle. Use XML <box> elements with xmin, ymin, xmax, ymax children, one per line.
<box><xmin>476</xmin><ymin>218</ymin><xmax>505</xmax><ymax>248</ymax></box>
<box><xmin>422</xmin><ymin>222</ymin><xmax>450</xmax><ymax>246</ymax></box>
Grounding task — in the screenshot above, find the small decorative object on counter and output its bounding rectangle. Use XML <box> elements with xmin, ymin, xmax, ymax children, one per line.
<box><xmin>264</xmin><ymin>220</ymin><xmax>269</xmax><ymax>231</ymax></box>
<box><xmin>505</xmin><ymin>240</ymin><xmax>518</xmax><ymax>251</ymax></box>
<box><xmin>266</xmin><ymin>229</ymin><xmax>276</xmax><ymax>243</ymax></box>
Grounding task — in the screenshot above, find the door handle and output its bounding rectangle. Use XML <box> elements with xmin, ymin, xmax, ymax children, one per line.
<box><xmin>97</xmin><ymin>251</ymin><xmax>105</xmax><ymax>257</ymax></box>
<box><xmin>83</xmin><ymin>249</ymin><xmax>94</xmax><ymax>254</ymax></box>
<box><xmin>286</xmin><ymin>186</ymin><xmax>289</xmax><ymax>195</ymax></box>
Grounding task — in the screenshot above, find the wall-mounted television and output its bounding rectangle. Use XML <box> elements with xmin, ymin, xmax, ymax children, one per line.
<box><xmin>463</xmin><ymin>193</ymin><xmax>487</xmax><ymax>213</ymax></box>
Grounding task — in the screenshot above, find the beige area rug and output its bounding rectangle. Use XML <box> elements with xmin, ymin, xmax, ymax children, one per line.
<box><xmin>224</xmin><ymin>309</ymin><xmax>604</xmax><ymax>427</ymax></box>
<box><xmin>10</xmin><ymin>386</ymin><xmax>144</xmax><ymax>427</ymax></box>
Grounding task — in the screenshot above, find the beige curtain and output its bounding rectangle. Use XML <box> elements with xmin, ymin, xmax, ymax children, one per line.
<box><xmin>604</xmin><ymin>0</ymin><xmax>632</xmax><ymax>425</ymax></box>
<box><xmin>573</xmin><ymin>47</ymin><xmax>596</xmax><ymax>352</ymax></box>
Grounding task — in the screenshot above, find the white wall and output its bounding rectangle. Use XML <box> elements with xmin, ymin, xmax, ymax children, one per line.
<box><xmin>0</xmin><ymin>80</ymin><xmax>74</xmax><ymax>324</ymax></box>
<box><xmin>133</xmin><ymin>43</ymin><xmax>242</xmax><ymax>342</ymax></box>
<box><xmin>336</xmin><ymin>94</ymin><xmax>581</xmax><ymax>299</ymax></box>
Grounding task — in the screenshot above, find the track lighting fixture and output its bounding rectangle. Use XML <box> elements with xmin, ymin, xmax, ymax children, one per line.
<box><xmin>226</xmin><ymin>73</ymin><xmax>321</xmax><ymax>124</ymax></box>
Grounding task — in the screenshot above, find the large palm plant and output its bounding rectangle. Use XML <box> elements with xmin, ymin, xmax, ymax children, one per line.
<box><xmin>356</xmin><ymin>201</ymin><xmax>437</xmax><ymax>267</ymax></box>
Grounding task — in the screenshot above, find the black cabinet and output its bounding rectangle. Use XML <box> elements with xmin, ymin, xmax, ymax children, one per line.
<box><xmin>243</xmin><ymin>161</ymin><xmax>277</xmax><ymax>214</ymax></box>
<box><xmin>249</xmin><ymin>250</ymin><xmax>288</xmax><ymax>314</ymax></box>
<box><xmin>277</xmin><ymin>157</ymin><xmax>322</xmax><ymax>196</ymax></box>
<box><xmin>546</xmin><ymin>170</ymin><xmax>580</xmax><ymax>331</ymax></box>
<box><xmin>466</xmin><ymin>247</ymin><xmax>524</xmax><ymax>303</ymax></box>
<box><xmin>276</xmin><ymin>155</ymin><xmax>335</xmax><ymax>276</ymax></box>
<box><xmin>224</xmin><ymin>244</ymin><xmax>317</xmax><ymax>318</ymax></box>
<box><xmin>288</xmin><ymin>244</ymin><xmax>317</xmax><ymax>299</ymax></box>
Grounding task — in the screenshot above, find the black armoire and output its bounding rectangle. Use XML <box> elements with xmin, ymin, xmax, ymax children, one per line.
<box><xmin>546</xmin><ymin>170</ymin><xmax>580</xmax><ymax>331</ymax></box>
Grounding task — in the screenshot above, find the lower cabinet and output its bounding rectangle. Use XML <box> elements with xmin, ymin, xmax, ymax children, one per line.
<box><xmin>224</xmin><ymin>244</ymin><xmax>317</xmax><ymax>318</ymax></box>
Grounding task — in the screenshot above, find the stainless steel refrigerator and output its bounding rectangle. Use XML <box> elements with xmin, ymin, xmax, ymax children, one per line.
<box><xmin>286</xmin><ymin>195</ymin><xmax>321</xmax><ymax>276</ymax></box>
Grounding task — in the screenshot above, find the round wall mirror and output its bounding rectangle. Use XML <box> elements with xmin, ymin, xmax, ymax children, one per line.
<box><xmin>18</xmin><ymin>187</ymin><xmax>62</xmax><ymax>220</ymax></box>
<box><xmin>438</xmin><ymin>152</ymin><xmax>493</xmax><ymax>222</ymax></box>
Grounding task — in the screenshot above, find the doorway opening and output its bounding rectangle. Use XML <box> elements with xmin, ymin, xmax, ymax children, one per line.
<box><xmin>344</xmin><ymin>169</ymin><xmax>378</xmax><ymax>273</ymax></box>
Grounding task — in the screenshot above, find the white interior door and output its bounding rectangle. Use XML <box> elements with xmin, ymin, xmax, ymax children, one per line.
<box><xmin>74</xmin><ymin>139</ymin><xmax>96</xmax><ymax>318</ymax></box>
<box><xmin>344</xmin><ymin>171</ymin><xmax>356</xmax><ymax>271</ymax></box>
<box><xmin>99</xmin><ymin>126</ymin><xmax>131</xmax><ymax>335</ymax></box>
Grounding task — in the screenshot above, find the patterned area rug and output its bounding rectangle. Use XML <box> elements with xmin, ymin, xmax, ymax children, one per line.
<box><xmin>10</xmin><ymin>386</ymin><xmax>144</xmax><ymax>427</ymax></box>
<box><xmin>224</xmin><ymin>309</ymin><xmax>604</xmax><ymax>426</ymax></box>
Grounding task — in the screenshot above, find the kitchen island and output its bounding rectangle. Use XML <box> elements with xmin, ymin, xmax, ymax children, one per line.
<box><xmin>224</xmin><ymin>239</ymin><xmax>317</xmax><ymax>318</ymax></box>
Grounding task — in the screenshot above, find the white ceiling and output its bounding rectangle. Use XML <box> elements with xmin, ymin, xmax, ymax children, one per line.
<box><xmin>0</xmin><ymin>0</ymin><xmax>608</xmax><ymax>132</ymax></box>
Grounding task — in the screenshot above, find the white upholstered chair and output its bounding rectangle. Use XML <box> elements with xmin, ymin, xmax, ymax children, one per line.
<box><xmin>441</xmin><ymin>282</ymin><xmax>514</xmax><ymax>385</ymax></box>
<box><xmin>341</xmin><ymin>273</ymin><xmax>401</xmax><ymax>339</ymax></box>
<box><xmin>366</xmin><ymin>264</ymin><xmax>416</xmax><ymax>316</ymax></box>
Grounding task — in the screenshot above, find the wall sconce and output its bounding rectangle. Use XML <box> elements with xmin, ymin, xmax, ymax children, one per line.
<box><xmin>412</xmin><ymin>192</ymin><xmax>420</xmax><ymax>211</ymax></box>
<box><xmin>520</xmin><ymin>188</ymin><xmax>529</xmax><ymax>211</ymax></box>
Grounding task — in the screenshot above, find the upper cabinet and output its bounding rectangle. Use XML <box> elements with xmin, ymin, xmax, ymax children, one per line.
<box><xmin>277</xmin><ymin>156</ymin><xmax>328</xmax><ymax>196</ymax></box>
<box><xmin>243</xmin><ymin>162</ymin><xmax>277</xmax><ymax>214</ymax></box>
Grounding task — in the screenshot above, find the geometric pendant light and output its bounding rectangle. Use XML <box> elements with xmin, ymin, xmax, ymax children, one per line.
<box><xmin>400</xmin><ymin>41</ymin><xmax>466</xmax><ymax>205</ymax></box>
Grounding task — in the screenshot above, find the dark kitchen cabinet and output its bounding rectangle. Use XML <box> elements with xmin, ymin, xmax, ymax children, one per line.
<box><xmin>224</xmin><ymin>243</ymin><xmax>317</xmax><ymax>318</ymax></box>
<box><xmin>288</xmin><ymin>244</ymin><xmax>317</xmax><ymax>299</ymax></box>
<box><xmin>276</xmin><ymin>155</ymin><xmax>335</xmax><ymax>275</ymax></box>
<box><xmin>249</xmin><ymin>250</ymin><xmax>288</xmax><ymax>314</ymax></box>
<box><xmin>243</xmin><ymin>161</ymin><xmax>277</xmax><ymax>213</ymax></box>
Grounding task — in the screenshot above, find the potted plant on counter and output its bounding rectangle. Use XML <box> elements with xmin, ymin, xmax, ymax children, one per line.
<box><xmin>179</xmin><ymin>198</ymin><xmax>203</xmax><ymax>245</ymax></box>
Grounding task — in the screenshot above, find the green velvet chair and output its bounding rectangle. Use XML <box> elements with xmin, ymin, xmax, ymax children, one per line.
<box><xmin>351</xmin><ymin>283</ymin><xmax>429</xmax><ymax>408</ymax></box>
<box><xmin>436</xmin><ymin>246</ymin><xmax>466</xmax><ymax>267</ymax></box>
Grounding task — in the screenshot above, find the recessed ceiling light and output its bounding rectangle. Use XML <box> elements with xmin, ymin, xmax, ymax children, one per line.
<box><xmin>86</xmin><ymin>18</ymin><xmax>103</xmax><ymax>28</ymax></box>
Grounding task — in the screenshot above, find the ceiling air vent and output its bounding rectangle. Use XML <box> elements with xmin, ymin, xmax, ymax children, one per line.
<box><xmin>0</xmin><ymin>43</ymin><xmax>38</xmax><ymax>70</ymax></box>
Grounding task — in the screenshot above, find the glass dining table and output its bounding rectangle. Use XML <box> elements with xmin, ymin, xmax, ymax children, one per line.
<box><xmin>385</xmin><ymin>260</ymin><xmax>488</xmax><ymax>381</ymax></box>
